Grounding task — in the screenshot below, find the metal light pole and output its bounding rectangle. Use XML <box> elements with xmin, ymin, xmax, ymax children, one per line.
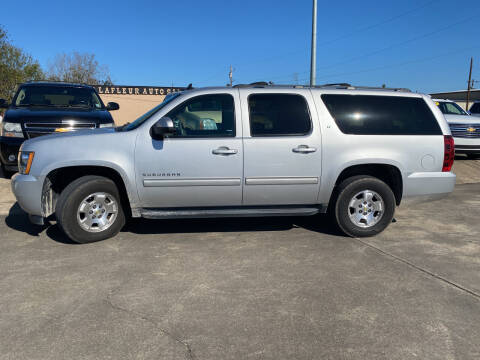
<box><xmin>310</xmin><ymin>0</ymin><xmax>317</xmax><ymax>86</ymax></box>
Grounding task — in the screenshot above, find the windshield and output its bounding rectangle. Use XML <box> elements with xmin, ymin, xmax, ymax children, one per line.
<box><xmin>14</xmin><ymin>85</ymin><xmax>104</xmax><ymax>109</ymax></box>
<box><xmin>436</xmin><ymin>101</ymin><xmax>468</xmax><ymax>115</ymax></box>
<box><xmin>121</xmin><ymin>92</ymin><xmax>182</xmax><ymax>131</ymax></box>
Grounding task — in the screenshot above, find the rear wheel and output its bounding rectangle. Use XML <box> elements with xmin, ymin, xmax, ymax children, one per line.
<box><xmin>333</xmin><ymin>176</ymin><xmax>395</xmax><ymax>237</ymax></box>
<box><xmin>56</xmin><ymin>176</ymin><xmax>125</xmax><ymax>243</ymax></box>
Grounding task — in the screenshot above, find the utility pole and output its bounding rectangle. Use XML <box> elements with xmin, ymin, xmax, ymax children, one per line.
<box><xmin>466</xmin><ymin>57</ymin><xmax>473</xmax><ymax>110</ymax></box>
<box><xmin>310</xmin><ymin>0</ymin><xmax>317</xmax><ymax>86</ymax></box>
<box><xmin>229</xmin><ymin>65</ymin><xmax>233</xmax><ymax>87</ymax></box>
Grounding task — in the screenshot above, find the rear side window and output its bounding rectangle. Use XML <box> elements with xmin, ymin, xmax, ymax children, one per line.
<box><xmin>321</xmin><ymin>95</ymin><xmax>442</xmax><ymax>135</ymax></box>
<box><xmin>248</xmin><ymin>94</ymin><xmax>311</xmax><ymax>136</ymax></box>
<box><xmin>470</xmin><ymin>103</ymin><xmax>480</xmax><ymax>113</ymax></box>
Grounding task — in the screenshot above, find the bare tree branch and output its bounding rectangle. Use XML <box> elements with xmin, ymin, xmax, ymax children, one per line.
<box><xmin>47</xmin><ymin>51</ymin><xmax>112</xmax><ymax>85</ymax></box>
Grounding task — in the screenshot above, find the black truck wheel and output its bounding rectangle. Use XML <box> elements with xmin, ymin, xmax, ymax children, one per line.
<box><xmin>55</xmin><ymin>176</ymin><xmax>125</xmax><ymax>243</ymax></box>
<box><xmin>333</xmin><ymin>175</ymin><xmax>395</xmax><ymax>237</ymax></box>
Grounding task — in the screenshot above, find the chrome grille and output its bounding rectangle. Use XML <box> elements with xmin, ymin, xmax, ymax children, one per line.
<box><xmin>24</xmin><ymin>122</ymin><xmax>96</xmax><ymax>139</ymax></box>
<box><xmin>449</xmin><ymin>123</ymin><xmax>480</xmax><ymax>138</ymax></box>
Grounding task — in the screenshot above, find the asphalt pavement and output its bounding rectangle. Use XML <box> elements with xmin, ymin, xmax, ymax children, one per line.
<box><xmin>0</xmin><ymin>180</ymin><xmax>479</xmax><ymax>359</ymax></box>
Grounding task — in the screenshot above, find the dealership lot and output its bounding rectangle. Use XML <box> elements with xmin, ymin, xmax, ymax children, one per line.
<box><xmin>0</xmin><ymin>160</ymin><xmax>480</xmax><ymax>359</ymax></box>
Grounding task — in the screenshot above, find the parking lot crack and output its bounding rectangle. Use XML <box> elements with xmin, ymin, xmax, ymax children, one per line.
<box><xmin>352</xmin><ymin>237</ymin><xmax>480</xmax><ymax>300</ymax></box>
<box><xmin>104</xmin><ymin>292</ymin><xmax>195</xmax><ymax>360</ymax></box>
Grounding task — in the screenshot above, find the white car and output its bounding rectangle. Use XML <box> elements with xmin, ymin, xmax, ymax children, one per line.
<box><xmin>434</xmin><ymin>99</ymin><xmax>480</xmax><ymax>159</ymax></box>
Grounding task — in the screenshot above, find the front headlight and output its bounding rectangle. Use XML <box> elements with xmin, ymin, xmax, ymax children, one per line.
<box><xmin>99</xmin><ymin>123</ymin><xmax>114</xmax><ymax>128</ymax></box>
<box><xmin>18</xmin><ymin>151</ymin><xmax>34</xmax><ymax>175</ymax></box>
<box><xmin>1</xmin><ymin>122</ymin><xmax>24</xmax><ymax>138</ymax></box>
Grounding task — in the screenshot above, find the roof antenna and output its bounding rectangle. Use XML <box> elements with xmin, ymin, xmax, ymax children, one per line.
<box><xmin>186</xmin><ymin>83</ymin><xmax>193</xmax><ymax>90</ymax></box>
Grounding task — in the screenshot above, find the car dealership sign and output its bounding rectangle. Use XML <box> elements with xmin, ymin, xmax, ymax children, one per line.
<box><xmin>94</xmin><ymin>85</ymin><xmax>185</xmax><ymax>96</ymax></box>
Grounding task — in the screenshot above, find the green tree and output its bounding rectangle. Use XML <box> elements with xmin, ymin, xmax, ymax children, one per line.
<box><xmin>0</xmin><ymin>25</ymin><xmax>44</xmax><ymax>101</ymax></box>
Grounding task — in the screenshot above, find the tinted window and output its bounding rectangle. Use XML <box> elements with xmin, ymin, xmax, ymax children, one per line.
<box><xmin>166</xmin><ymin>94</ymin><xmax>235</xmax><ymax>137</ymax></box>
<box><xmin>322</xmin><ymin>95</ymin><xmax>442</xmax><ymax>135</ymax></box>
<box><xmin>248</xmin><ymin>94</ymin><xmax>311</xmax><ymax>136</ymax></box>
<box><xmin>188</xmin><ymin>98</ymin><xmax>222</xmax><ymax>112</ymax></box>
<box><xmin>470</xmin><ymin>103</ymin><xmax>480</xmax><ymax>114</ymax></box>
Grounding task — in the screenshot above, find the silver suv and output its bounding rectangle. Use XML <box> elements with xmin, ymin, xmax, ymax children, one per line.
<box><xmin>11</xmin><ymin>84</ymin><xmax>456</xmax><ymax>243</ymax></box>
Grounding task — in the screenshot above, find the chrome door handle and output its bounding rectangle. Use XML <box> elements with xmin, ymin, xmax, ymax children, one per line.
<box><xmin>292</xmin><ymin>145</ymin><xmax>317</xmax><ymax>153</ymax></box>
<box><xmin>212</xmin><ymin>146</ymin><xmax>238</xmax><ymax>155</ymax></box>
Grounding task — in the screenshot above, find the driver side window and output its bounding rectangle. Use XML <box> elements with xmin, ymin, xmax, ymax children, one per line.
<box><xmin>166</xmin><ymin>94</ymin><xmax>235</xmax><ymax>137</ymax></box>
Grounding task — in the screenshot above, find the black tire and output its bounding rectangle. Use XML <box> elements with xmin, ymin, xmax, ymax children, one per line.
<box><xmin>333</xmin><ymin>175</ymin><xmax>395</xmax><ymax>237</ymax></box>
<box><xmin>55</xmin><ymin>175</ymin><xmax>126</xmax><ymax>243</ymax></box>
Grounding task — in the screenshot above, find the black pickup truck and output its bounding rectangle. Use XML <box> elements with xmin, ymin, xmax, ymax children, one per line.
<box><xmin>0</xmin><ymin>81</ymin><xmax>119</xmax><ymax>174</ymax></box>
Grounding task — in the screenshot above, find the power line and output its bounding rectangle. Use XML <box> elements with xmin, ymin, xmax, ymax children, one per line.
<box><xmin>288</xmin><ymin>0</ymin><xmax>441</xmax><ymax>67</ymax></box>
<box><xmin>273</xmin><ymin>45</ymin><xmax>480</xmax><ymax>85</ymax></box>
<box><xmin>196</xmin><ymin>0</ymin><xmax>441</xmax><ymax>86</ymax></box>
<box><xmin>262</xmin><ymin>13</ymin><xmax>476</xmax><ymax>84</ymax></box>
<box><xmin>316</xmin><ymin>13</ymin><xmax>476</xmax><ymax>72</ymax></box>
<box><xmin>316</xmin><ymin>0</ymin><xmax>439</xmax><ymax>48</ymax></box>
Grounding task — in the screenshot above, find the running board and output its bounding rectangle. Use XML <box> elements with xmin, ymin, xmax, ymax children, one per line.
<box><xmin>140</xmin><ymin>206</ymin><xmax>322</xmax><ymax>220</ymax></box>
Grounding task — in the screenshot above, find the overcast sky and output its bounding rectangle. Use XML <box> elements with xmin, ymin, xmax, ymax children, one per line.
<box><xmin>2</xmin><ymin>0</ymin><xmax>479</xmax><ymax>93</ymax></box>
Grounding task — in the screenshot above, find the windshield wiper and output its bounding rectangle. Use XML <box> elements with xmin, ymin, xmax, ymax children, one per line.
<box><xmin>16</xmin><ymin>103</ymin><xmax>51</xmax><ymax>107</ymax></box>
<box><xmin>51</xmin><ymin>104</ymin><xmax>92</xmax><ymax>108</ymax></box>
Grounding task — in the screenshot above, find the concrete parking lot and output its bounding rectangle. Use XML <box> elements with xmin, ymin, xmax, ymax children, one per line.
<box><xmin>0</xmin><ymin>159</ymin><xmax>479</xmax><ymax>359</ymax></box>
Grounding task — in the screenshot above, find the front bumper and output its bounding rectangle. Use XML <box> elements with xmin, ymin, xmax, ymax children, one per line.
<box><xmin>454</xmin><ymin>145</ymin><xmax>480</xmax><ymax>154</ymax></box>
<box><xmin>11</xmin><ymin>173</ymin><xmax>45</xmax><ymax>217</ymax></box>
<box><xmin>402</xmin><ymin>171</ymin><xmax>456</xmax><ymax>204</ymax></box>
<box><xmin>0</xmin><ymin>136</ymin><xmax>24</xmax><ymax>169</ymax></box>
<box><xmin>453</xmin><ymin>137</ymin><xmax>480</xmax><ymax>154</ymax></box>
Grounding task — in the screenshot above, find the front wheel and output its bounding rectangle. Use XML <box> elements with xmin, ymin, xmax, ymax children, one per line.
<box><xmin>333</xmin><ymin>176</ymin><xmax>395</xmax><ymax>237</ymax></box>
<box><xmin>56</xmin><ymin>176</ymin><xmax>126</xmax><ymax>243</ymax></box>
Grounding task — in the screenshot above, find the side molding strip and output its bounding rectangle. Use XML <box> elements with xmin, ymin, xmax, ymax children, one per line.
<box><xmin>141</xmin><ymin>206</ymin><xmax>321</xmax><ymax>219</ymax></box>
<box><xmin>144</xmin><ymin>178</ymin><xmax>241</xmax><ymax>187</ymax></box>
<box><xmin>245</xmin><ymin>177</ymin><xmax>319</xmax><ymax>185</ymax></box>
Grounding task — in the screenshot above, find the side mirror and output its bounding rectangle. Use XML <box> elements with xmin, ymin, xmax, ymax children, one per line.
<box><xmin>106</xmin><ymin>102</ymin><xmax>119</xmax><ymax>111</ymax></box>
<box><xmin>0</xmin><ymin>99</ymin><xmax>9</xmax><ymax>108</ymax></box>
<box><xmin>150</xmin><ymin>117</ymin><xmax>175</xmax><ymax>140</ymax></box>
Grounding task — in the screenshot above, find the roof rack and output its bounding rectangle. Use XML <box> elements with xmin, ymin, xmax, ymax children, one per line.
<box><xmin>315</xmin><ymin>83</ymin><xmax>353</xmax><ymax>88</ymax></box>
<box><xmin>23</xmin><ymin>80</ymin><xmax>91</xmax><ymax>86</ymax></box>
<box><xmin>233</xmin><ymin>81</ymin><xmax>273</xmax><ymax>88</ymax></box>
<box><xmin>232</xmin><ymin>81</ymin><xmax>411</xmax><ymax>92</ymax></box>
<box><xmin>336</xmin><ymin>85</ymin><xmax>411</xmax><ymax>92</ymax></box>
<box><xmin>313</xmin><ymin>83</ymin><xmax>411</xmax><ymax>92</ymax></box>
